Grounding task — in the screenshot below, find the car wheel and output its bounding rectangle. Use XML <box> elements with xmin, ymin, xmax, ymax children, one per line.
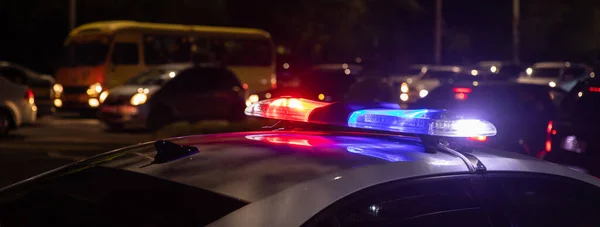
<box><xmin>147</xmin><ymin>105</ymin><xmax>174</xmax><ymax>132</ymax></box>
<box><xmin>0</xmin><ymin>110</ymin><xmax>11</xmax><ymax>135</ymax></box>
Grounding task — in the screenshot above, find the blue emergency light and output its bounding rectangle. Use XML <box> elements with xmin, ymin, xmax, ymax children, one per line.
<box><xmin>347</xmin><ymin>109</ymin><xmax>496</xmax><ymax>137</ymax></box>
<box><xmin>245</xmin><ymin>98</ymin><xmax>497</xmax><ymax>138</ymax></box>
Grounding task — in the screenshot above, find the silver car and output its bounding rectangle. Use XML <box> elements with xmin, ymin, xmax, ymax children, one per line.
<box><xmin>1</xmin><ymin>99</ymin><xmax>599</xmax><ymax>226</ymax></box>
<box><xmin>0</xmin><ymin>76</ymin><xmax>37</xmax><ymax>135</ymax></box>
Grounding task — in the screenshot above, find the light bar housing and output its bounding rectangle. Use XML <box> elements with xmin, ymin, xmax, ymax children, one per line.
<box><xmin>244</xmin><ymin>98</ymin><xmax>331</xmax><ymax>122</ymax></box>
<box><xmin>347</xmin><ymin>109</ymin><xmax>497</xmax><ymax>137</ymax></box>
<box><xmin>244</xmin><ymin>98</ymin><xmax>497</xmax><ymax>139</ymax></box>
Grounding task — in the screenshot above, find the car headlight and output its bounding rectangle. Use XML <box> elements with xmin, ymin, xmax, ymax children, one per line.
<box><xmin>130</xmin><ymin>93</ymin><xmax>147</xmax><ymax>106</ymax></box>
<box><xmin>419</xmin><ymin>89</ymin><xmax>429</xmax><ymax>98</ymax></box>
<box><xmin>53</xmin><ymin>83</ymin><xmax>63</xmax><ymax>94</ymax></box>
<box><xmin>99</xmin><ymin>91</ymin><xmax>109</xmax><ymax>103</ymax></box>
<box><xmin>87</xmin><ymin>83</ymin><xmax>103</xmax><ymax>96</ymax></box>
<box><xmin>401</xmin><ymin>82</ymin><xmax>409</xmax><ymax>93</ymax></box>
<box><xmin>248</xmin><ymin>94</ymin><xmax>259</xmax><ymax>103</ymax></box>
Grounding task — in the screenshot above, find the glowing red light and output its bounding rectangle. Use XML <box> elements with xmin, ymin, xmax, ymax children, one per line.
<box><xmin>246</xmin><ymin>134</ymin><xmax>333</xmax><ymax>147</ymax></box>
<box><xmin>468</xmin><ymin>136</ymin><xmax>488</xmax><ymax>142</ymax></box>
<box><xmin>545</xmin><ymin>121</ymin><xmax>553</xmax><ymax>153</ymax></box>
<box><xmin>245</xmin><ymin>98</ymin><xmax>331</xmax><ymax>122</ymax></box>
<box><xmin>455</xmin><ymin>93</ymin><xmax>468</xmax><ymax>100</ymax></box>
<box><xmin>242</xmin><ymin>83</ymin><xmax>249</xmax><ymax>89</ymax></box>
<box><xmin>589</xmin><ymin>87</ymin><xmax>600</xmax><ymax>92</ymax></box>
<box><xmin>453</xmin><ymin>87</ymin><xmax>472</xmax><ymax>93</ymax></box>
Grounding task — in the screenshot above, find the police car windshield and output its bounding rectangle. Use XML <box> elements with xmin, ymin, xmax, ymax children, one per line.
<box><xmin>125</xmin><ymin>69</ymin><xmax>173</xmax><ymax>85</ymax></box>
<box><xmin>0</xmin><ymin>166</ymin><xmax>248</xmax><ymax>226</ymax></box>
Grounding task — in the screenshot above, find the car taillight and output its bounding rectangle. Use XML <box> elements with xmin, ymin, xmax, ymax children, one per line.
<box><xmin>25</xmin><ymin>88</ymin><xmax>34</xmax><ymax>104</ymax></box>
<box><xmin>468</xmin><ymin>136</ymin><xmax>488</xmax><ymax>142</ymax></box>
<box><xmin>453</xmin><ymin>87</ymin><xmax>471</xmax><ymax>100</ymax></box>
<box><xmin>453</xmin><ymin>87</ymin><xmax>472</xmax><ymax>93</ymax></box>
<box><xmin>545</xmin><ymin>120</ymin><xmax>553</xmax><ymax>152</ymax></box>
<box><xmin>589</xmin><ymin>87</ymin><xmax>600</xmax><ymax>92</ymax></box>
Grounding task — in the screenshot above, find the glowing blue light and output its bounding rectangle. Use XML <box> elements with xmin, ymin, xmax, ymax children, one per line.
<box><xmin>347</xmin><ymin>109</ymin><xmax>497</xmax><ymax>137</ymax></box>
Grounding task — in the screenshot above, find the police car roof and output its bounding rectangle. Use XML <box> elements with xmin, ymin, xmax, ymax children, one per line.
<box><xmin>2</xmin><ymin>130</ymin><xmax>599</xmax><ymax>226</ymax></box>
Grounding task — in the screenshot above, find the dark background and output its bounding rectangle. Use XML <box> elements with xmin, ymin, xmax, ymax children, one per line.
<box><xmin>2</xmin><ymin>0</ymin><xmax>600</xmax><ymax>74</ymax></box>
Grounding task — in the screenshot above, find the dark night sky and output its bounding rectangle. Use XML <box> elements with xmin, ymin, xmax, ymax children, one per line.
<box><xmin>0</xmin><ymin>0</ymin><xmax>584</xmax><ymax>73</ymax></box>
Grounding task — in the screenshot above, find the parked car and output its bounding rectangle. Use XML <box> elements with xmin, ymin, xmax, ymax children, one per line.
<box><xmin>412</xmin><ymin>82</ymin><xmax>563</xmax><ymax>156</ymax></box>
<box><xmin>399</xmin><ymin>65</ymin><xmax>466</xmax><ymax>103</ymax></box>
<box><xmin>545</xmin><ymin>77</ymin><xmax>600</xmax><ymax>176</ymax></box>
<box><xmin>0</xmin><ymin>61</ymin><xmax>54</xmax><ymax>116</ymax></box>
<box><xmin>0</xmin><ymin>76</ymin><xmax>37</xmax><ymax>135</ymax></box>
<box><xmin>518</xmin><ymin>61</ymin><xmax>593</xmax><ymax>91</ymax></box>
<box><xmin>99</xmin><ymin>65</ymin><xmax>246</xmax><ymax>131</ymax></box>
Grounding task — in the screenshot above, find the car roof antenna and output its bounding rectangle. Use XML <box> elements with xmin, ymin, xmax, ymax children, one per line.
<box><xmin>153</xmin><ymin>140</ymin><xmax>199</xmax><ymax>164</ymax></box>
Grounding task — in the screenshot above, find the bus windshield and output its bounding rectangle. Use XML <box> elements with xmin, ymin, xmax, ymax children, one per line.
<box><xmin>59</xmin><ymin>41</ymin><xmax>109</xmax><ymax>67</ymax></box>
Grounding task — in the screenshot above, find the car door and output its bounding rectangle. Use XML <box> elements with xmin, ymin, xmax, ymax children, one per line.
<box><xmin>303</xmin><ymin>175</ymin><xmax>494</xmax><ymax>227</ymax></box>
<box><xmin>481</xmin><ymin>172</ymin><xmax>600</xmax><ymax>226</ymax></box>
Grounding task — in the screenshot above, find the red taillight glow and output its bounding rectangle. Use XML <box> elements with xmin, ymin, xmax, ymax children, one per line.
<box><xmin>545</xmin><ymin>121</ymin><xmax>553</xmax><ymax>153</ymax></box>
<box><xmin>468</xmin><ymin>136</ymin><xmax>488</xmax><ymax>142</ymax></box>
<box><xmin>244</xmin><ymin>98</ymin><xmax>331</xmax><ymax>122</ymax></box>
<box><xmin>589</xmin><ymin>87</ymin><xmax>600</xmax><ymax>92</ymax></box>
<box><xmin>453</xmin><ymin>87</ymin><xmax>472</xmax><ymax>93</ymax></box>
<box><xmin>24</xmin><ymin>88</ymin><xmax>34</xmax><ymax>104</ymax></box>
<box><xmin>245</xmin><ymin>134</ymin><xmax>333</xmax><ymax>147</ymax></box>
<box><xmin>455</xmin><ymin>93</ymin><xmax>468</xmax><ymax>100</ymax></box>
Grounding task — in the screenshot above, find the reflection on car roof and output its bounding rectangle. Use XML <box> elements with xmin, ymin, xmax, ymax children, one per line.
<box><xmin>99</xmin><ymin>131</ymin><xmax>462</xmax><ymax>202</ymax></box>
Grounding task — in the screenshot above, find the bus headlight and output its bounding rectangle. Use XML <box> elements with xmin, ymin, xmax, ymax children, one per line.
<box><xmin>53</xmin><ymin>83</ymin><xmax>63</xmax><ymax>94</ymax></box>
<box><xmin>99</xmin><ymin>91</ymin><xmax>109</xmax><ymax>103</ymax></box>
<box><xmin>87</xmin><ymin>83</ymin><xmax>103</xmax><ymax>96</ymax></box>
<box><xmin>130</xmin><ymin>93</ymin><xmax>148</xmax><ymax>106</ymax></box>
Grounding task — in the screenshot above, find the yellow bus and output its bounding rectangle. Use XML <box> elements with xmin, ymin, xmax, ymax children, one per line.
<box><xmin>53</xmin><ymin>20</ymin><xmax>275</xmax><ymax>114</ymax></box>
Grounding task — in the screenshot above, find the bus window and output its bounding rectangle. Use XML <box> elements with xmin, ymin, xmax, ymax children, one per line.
<box><xmin>194</xmin><ymin>38</ymin><xmax>272</xmax><ymax>67</ymax></box>
<box><xmin>143</xmin><ymin>35</ymin><xmax>191</xmax><ymax>65</ymax></box>
<box><xmin>111</xmin><ymin>43</ymin><xmax>139</xmax><ymax>65</ymax></box>
<box><xmin>60</xmin><ymin>40</ymin><xmax>109</xmax><ymax>67</ymax></box>
<box><xmin>223</xmin><ymin>39</ymin><xmax>272</xmax><ymax>66</ymax></box>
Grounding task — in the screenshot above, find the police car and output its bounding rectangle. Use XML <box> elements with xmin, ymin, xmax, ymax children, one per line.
<box><xmin>1</xmin><ymin>98</ymin><xmax>600</xmax><ymax>226</ymax></box>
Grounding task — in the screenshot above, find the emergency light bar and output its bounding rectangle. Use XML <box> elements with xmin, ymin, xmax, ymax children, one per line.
<box><xmin>244</xmin><ymin>98</ymin><xmax>332</xmax><ymax>122</ymax></box>
<box><xmin>245</xmin><ymin>98</ymin><xmax>497</xmax><ymax>138</ymax></box>
<box><xmin>347</xmin><ymin>109</ymin><xmax>496</xmax><ymax>137</ymax></box>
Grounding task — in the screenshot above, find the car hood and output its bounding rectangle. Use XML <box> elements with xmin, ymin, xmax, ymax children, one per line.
<box><xmin>108</xmin><ymin>85</ymin><xmax>161</xmax><ymax>97</ymax></box>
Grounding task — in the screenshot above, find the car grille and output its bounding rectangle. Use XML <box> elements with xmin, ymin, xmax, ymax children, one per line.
<box><xmin>63</xmin><ymin>86</ymin><xmax>88</xmax><ymax>95</ymax></box>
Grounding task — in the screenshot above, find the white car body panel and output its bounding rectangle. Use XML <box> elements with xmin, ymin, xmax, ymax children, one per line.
<box><xmin>0</xmin><ymin>76</ymin><xmax>36</xmax><ymax>127</ymax></box>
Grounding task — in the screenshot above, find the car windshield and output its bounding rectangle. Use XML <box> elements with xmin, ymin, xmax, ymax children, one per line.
<box><xmin>531</xmin><ymin>68</ymin><xmax>561</xmax><ymax>78</ymax></box>
<box><xmin>126</xmin><ymin>69</ymin><xmax>174</xmax><ymax>85</ymax></box>
<box><xmin>59</xmin><ymin>40</ymin><xmax>110</xmax><ymax>67</ymax></box>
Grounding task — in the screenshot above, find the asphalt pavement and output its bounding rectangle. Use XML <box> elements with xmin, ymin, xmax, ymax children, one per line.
<box><xmin>0</xmin><ymin>115</ymin><xmax>153</xmax><ymax>188</ymax></box>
